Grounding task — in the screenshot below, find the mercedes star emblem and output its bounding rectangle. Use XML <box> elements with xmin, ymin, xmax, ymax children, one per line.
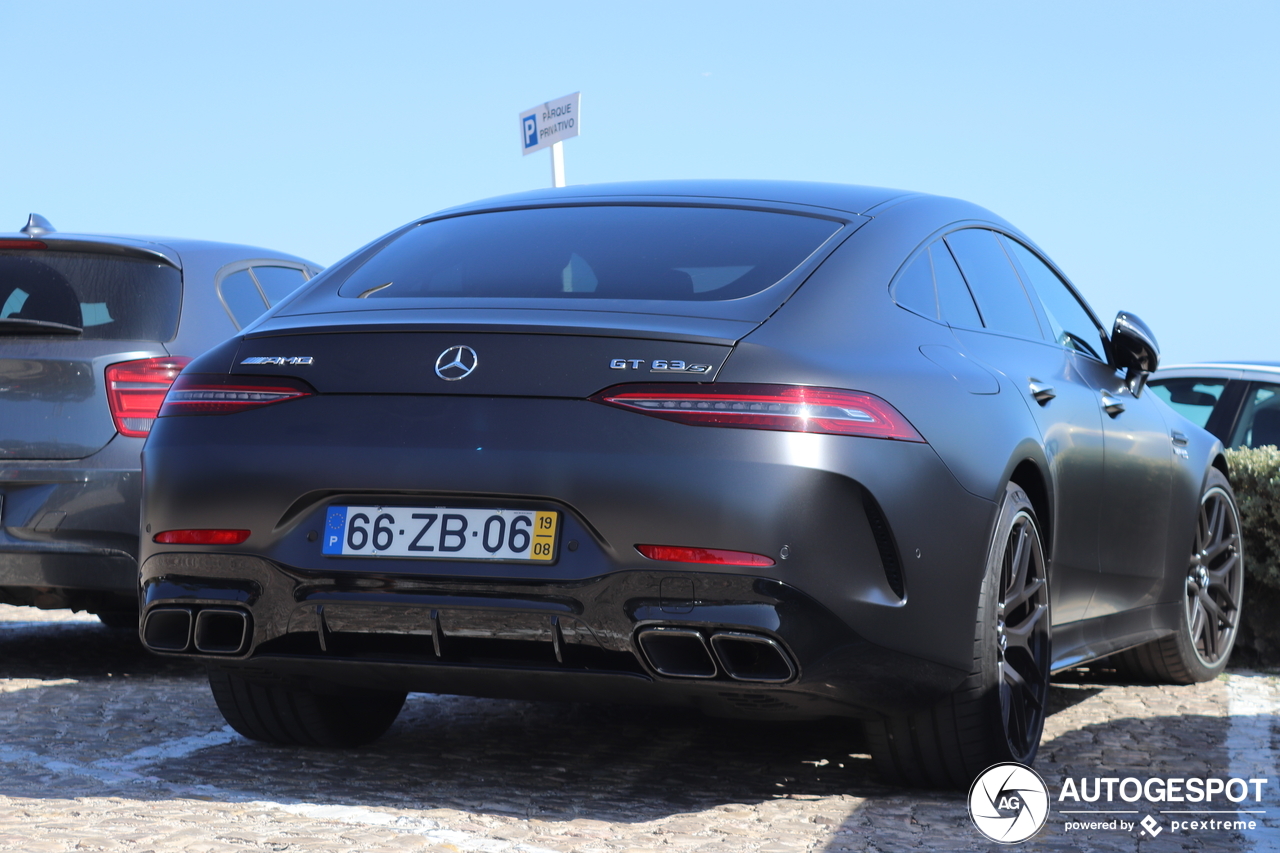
<box><xmin>435</xmin><ymin>345</ymin><xmax>479</xmax><ymax>381</ymax></box>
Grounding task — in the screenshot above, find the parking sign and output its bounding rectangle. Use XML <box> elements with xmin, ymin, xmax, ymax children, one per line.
<box><xmin>518</xmin><ymin>92</ymin><xmax>580</xmax><ymax>155</ymax></box>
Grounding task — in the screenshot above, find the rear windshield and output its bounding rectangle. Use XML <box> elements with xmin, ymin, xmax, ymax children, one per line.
<box><xmin>335</xmin><ymin>206</ymin><xmax>842</xmax><ymax>302</ymax></box>
<box><xmin>0</xmin><ymin>251</ymin><xmax>181</xmax><ymax>340</ymax></box>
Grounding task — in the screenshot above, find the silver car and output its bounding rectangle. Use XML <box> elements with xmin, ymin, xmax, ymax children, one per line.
<box><xmin>1150</xmin><ymin>362</ymin><xmax>1280</xmax><ymax>449</ymax></box>
<box><xmin>0</xmin><ymin>214</ymin><xmax>320</xmax><ymax>626</ymax></box>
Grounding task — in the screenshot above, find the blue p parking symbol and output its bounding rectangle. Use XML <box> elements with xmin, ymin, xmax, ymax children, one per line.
<box><xmin>522</xmin><ymin>115</ymin><xmax>538</xmax><ymax>148</ymax></box>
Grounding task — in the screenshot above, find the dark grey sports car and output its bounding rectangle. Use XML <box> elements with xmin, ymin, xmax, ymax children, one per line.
<box><xmin>138</xmin><ymin>181</ymin><xmax>1243</xmax><ymax>788</ymax></box>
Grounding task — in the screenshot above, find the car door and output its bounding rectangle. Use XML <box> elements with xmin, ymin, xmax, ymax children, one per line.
<box><xmin>999</xmin><ymin>235</ymin><xmax>1175</xmax><ymax>618</ymax></box>
<box><xmin>933</xmin><ymin>228</ymin><xmax>1105</xmax><ymax>626</ymax></box>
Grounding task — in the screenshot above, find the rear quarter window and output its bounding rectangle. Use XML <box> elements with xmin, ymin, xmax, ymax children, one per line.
<box><xmin>0</xmin><ymin>251</ymin><xmax>180</xmax><ymax>341</ymax></box>
<box><xmin>215</xmin><ymin>262</ymin><xmax>312</xmax><ymax>329</ymax></box>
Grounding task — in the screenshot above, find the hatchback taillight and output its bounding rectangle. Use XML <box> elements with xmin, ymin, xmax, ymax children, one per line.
<box><xmin>105</xmin><ymin>357</ymin><xmax>192</xmax><ymax>438</ymax></box>
<box><xmin>592</xmin><ymin>383</ymin><xmax>925</xmax><ymax>442</ymax></box>
<box><xmin>159</xmin><ymin>373</ymin><xmax>315</xmax><ymax>416</ymax></box>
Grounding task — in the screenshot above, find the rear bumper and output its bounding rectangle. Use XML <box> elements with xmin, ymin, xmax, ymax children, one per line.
<box><xmin>0</xmin><ymin>440</ymin><xmax>143</xmax><ymax>608</ymax></box>
<box><xmin>140</xmin><ymin>394</ymin><xmax>1000</xmax><ymax>716</ymax></box>
<box><xmin>140</xmin><ymin>553</ymin><xmax>969</xmax><ymax>719</ymax></box>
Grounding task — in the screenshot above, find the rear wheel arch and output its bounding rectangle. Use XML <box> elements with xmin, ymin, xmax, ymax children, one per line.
<box><xmin>1211</xmin><ymin>453</ymin><xmax>1229</xmax><ymax>482</ymax></box>
<box><xmin>1008</xmin><ymin>459</ymin><xmax>1052</xmax><ymax>559</ymax></box>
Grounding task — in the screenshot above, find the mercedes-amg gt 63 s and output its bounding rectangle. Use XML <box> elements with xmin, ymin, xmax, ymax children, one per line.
<box><xmin>138</xmin><ymin>181</ymin><xmax>1243</xmax><ymax>788</ymax></box>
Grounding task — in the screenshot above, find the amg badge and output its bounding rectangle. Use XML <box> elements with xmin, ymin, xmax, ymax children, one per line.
<box><xmin>240</xmin><ymin>356</ymin><xmax>314</xmax><ymax>365</ymax></box>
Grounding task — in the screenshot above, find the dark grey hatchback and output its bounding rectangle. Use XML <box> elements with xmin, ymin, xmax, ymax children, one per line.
<box><xmin>139</xmin><ymin>181</ymin><xmax>1243</xmax><ymax>788</ymax></box>
<box><xmin>0</xmin><ymin>215</ymin><xmax>319</xmax><ymax>625</ymax></box>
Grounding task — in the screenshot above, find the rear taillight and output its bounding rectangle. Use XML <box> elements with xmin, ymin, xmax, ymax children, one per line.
<box><xmin>593</xmin><ymin>384</ymin><xmax>925</xmax><ymax>442</ymax></box>
<box><xmin>0</xmin><ymin>239</ymin><xmax>48</xmax><ymax>249</ymax></box>
<box><xmin>636</xmin><ymin>544</ymin><xmax>776</xmax><ymax>567</ymax></box>
<box><xmin>105</xmin><ymin>357</ymin><xmax>192</xmax><ymax>438</ymax></box>
<box><xmin>159</xmin><ymin>373</ymin><xmax>315</xmax><ymax>416</ymax></box>
<box><xmin>153</xmin><ymin>529</ymin><xmax>250</xmax><ymax>545</ymax></box>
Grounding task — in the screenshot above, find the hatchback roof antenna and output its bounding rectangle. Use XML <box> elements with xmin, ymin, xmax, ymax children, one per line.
<box><xmin>20</xmin><ymin>214</ymin><xmax>55</xmax><ymax>236</ymax></box>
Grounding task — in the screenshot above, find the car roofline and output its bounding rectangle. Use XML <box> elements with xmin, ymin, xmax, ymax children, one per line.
<box><xmin>0</xmin><ymin>232</ymin><xmax>181</xmax><ymax>268</ymax></box>
<box><xmin>423</xmin><ymin>179</ymin><xmax>924</xmax><ymax>219</ymax></box>
<box><xmin>1158</xmin><ymin>362</ymin><xmax>1280</xmax><ymax>374</ymax></box>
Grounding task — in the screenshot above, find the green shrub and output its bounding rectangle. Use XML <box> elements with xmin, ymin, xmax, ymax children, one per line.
<box><xmin>1226</xmin><ymin>446</ymin><xmax>1280</xmax><ymax>667</ymax></box>
<box><xmin>1226</xmin><ymin>445</ymin><xmax>1280</xmax><ymax>594</ymax></box>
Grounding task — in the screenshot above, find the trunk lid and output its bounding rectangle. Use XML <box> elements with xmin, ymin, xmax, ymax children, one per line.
<box><xmin>0</xmin><ymin>245</ymin><xmax>181</xmax><ymax>459</ymax></box>
<box><xmin>232</xmin><ymin>322</ymin><xmax>736</xmax><ymax>397</ymax></box>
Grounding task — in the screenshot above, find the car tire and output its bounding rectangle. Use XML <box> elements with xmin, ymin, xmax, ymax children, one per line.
<box><xmin>866</xmin><ymin>482</ymin><xmax>1052</xmax><ymax>788</ymax></box>
<box><xmin>207</xmin><ymin>667</ymin><xmax>407</xmax><ymax>747</ymax></box>
<box><xmin>1112</xmin><ymin>468</ymin><xmax>1243</xmax><ymax>684</ymax></box>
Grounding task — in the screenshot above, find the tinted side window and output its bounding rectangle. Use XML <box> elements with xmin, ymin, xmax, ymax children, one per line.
<box><xmin>1230</xmin><ymin>383</ymin><xmax>1280</xmax><ymax>448</ymax></box>
<box><xmin>930</xmin><ymin>241</ymin><xmax>983</xmax><ymax>328</ymax></box>
<box><xmin>1148</xmin><ymin>378</ymin><xmax>1226</xmax><ymax>429</ymax></box>
<box><xmin>252</xmin><ymin>266</ymin><xmax>308</xmax><ymax>306</ymax></box>
<box><xmin>892</xmin><ymin>252</ymin><xmax>938</xmax><ymax>320</ymax></box>
<box><xmin>220</xmin><ymin>270</ymin><xmax>268</xmax><ymax>329</ymax></box>
<box><xmin>1003</xmin><ymin>238</ymin><xmax>1107</xmax><ymax>361</ymax></box>
<box><xmin>944</xmin><ymin>229</ymin><xmax>1043</xmax><ymax>340</ymax></box>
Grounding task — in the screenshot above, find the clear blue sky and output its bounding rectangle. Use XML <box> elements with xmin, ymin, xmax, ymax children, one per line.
<box><xmin>3</xmin><ymin>1</ymin><xmax>1276</xmax><ymax>364</ymax></box>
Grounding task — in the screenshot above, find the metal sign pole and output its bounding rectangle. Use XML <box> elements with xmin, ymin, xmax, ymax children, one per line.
<box><xmin>551</xmin><ymin>142</ymin><xmax>565</xmax><ymax>188</ymax></box>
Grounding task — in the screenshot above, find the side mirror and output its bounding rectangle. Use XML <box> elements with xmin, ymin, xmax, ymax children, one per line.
<box><xmin>1111</xmin><ymin>311</ymin><xmax>1160</xmax><ymax>396</ymax></box>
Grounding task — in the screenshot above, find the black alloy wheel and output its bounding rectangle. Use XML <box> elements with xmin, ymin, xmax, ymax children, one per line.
<box><xmin>1112</xmin><ymin>468</ymin><xmax>1244</xmax><ymax>684</ymax></box>
<box><xmin>865</xmin><ymin>483</ymin><xmax>1051</xmax><ymax>788</ymax></box>
<box><xmin>995</xmin><ymin>501</ymin><xmax>1051</xmax><ymax>760</ymax></box>
<box><xmin>1185</xmin><ymin>476</ymin><xmax>1244</xmax><ymax>667</ymax></box>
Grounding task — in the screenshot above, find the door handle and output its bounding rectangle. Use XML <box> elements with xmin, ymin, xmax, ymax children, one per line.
<box><xmin>1028</xmin><ymin>380</ymin><xmax>1056</xmax><ymax>405</ymax></box>
<box><xmin>1100</xmin><ymin>391</ymin><xmax>1125</xmax><ymax>417</ymax></box>
<box><xmin>1171</xmin><ymin>431</ymin><xmax>1189</xmax><ymax>447</ymax></box>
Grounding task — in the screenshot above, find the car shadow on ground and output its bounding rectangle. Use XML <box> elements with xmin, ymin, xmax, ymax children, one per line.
<box><xmin>1</xmin><ymin>617</ymin><xmax>1248</xmax><ymax>845</ymax></box>
<box><xmin>0</xmin><ymin>617</ymin><xmax>200</xmax><ymax>681</ymax></box>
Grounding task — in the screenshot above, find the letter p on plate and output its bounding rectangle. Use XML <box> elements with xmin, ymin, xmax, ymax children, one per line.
<box><xmin>523</xmin><ymin>115</ymin><xmax>538</xmax><ymax>148</ymax></box>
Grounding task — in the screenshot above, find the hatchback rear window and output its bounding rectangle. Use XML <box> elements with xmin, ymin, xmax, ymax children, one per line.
<box><xmin>0</xmin><ymin>251</ymin><xmax>181</xmax><ymax>341</ymax></box>
<box><xmin>335</xmin><ymin>206</ymin><xmax>842</xmax><ymax>302</ymax></box>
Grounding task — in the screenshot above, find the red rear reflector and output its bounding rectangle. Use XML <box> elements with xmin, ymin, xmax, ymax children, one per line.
<box><xmin>593</xmin><ymin>384</ymin><xmax>925</xmax><ymax>442</ymax></box>
<box><xmin>0</xmin><ymin>239</ymin><xmax>47</xmax><ymax>249</ymax></box>
<box><xmin>636</xmin><ymin>544</ymin><xmax>776</xmax><ymax>567</ymax></box>
<box><xmin>153</xmin><ymin>529</ymin><xmax>250</xmax><ymax>545</ymax></box>
<box><xmin>159</xmin><ymin>373</ymin><xmax>314</xmax><ymax>416</ymax></box>
<box><xmin>105</xmin><ymin>357</ymin><xmax>192</xmax><ymax>438</ymax></box>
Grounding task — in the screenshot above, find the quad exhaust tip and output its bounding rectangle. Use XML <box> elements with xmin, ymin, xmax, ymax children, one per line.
<box><xmin>143</xmin><ymin>606</ymin><xmax>250</xmax><ymax>655</ymax></box>
<box><xmin>637</xmin><ymin>626</ymin><xmax>796</xmax><ymax>683</ymax></box>
<box><xmin>142</xmin><ymin>607</ymin><xmax>192</xmax><ymax>652</ymax></box>
<box><xmin>710</xmin><ymin>631</ymin><xmax>796</xmax><ymax>683</ymax></box>
<box><xmin>194</xmin><ymin>608</ymin><xmax>251</xmax><ymax>654</ymax></box>
<box><xmin>637</xmin><ymin>627</ymin><xmax>718</xmax><ymax>678</ymax></box>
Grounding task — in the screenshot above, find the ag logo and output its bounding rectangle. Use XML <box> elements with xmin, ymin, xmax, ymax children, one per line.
<box><xmin>968</xmin><ymin>762</ymin><xmax>1050</xmax><ymax>844</ymax></box>
<box><xmin>435</xmin><ymin>345</ymin><xmax>478</xmax><ymax>381</ymax></box>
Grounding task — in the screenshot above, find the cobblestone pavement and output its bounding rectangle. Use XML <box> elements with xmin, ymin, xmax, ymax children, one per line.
<box><xmin>0</xmin><ymin>605</ymin><xmax>1276</xmax><ymax>853</ymax></box>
